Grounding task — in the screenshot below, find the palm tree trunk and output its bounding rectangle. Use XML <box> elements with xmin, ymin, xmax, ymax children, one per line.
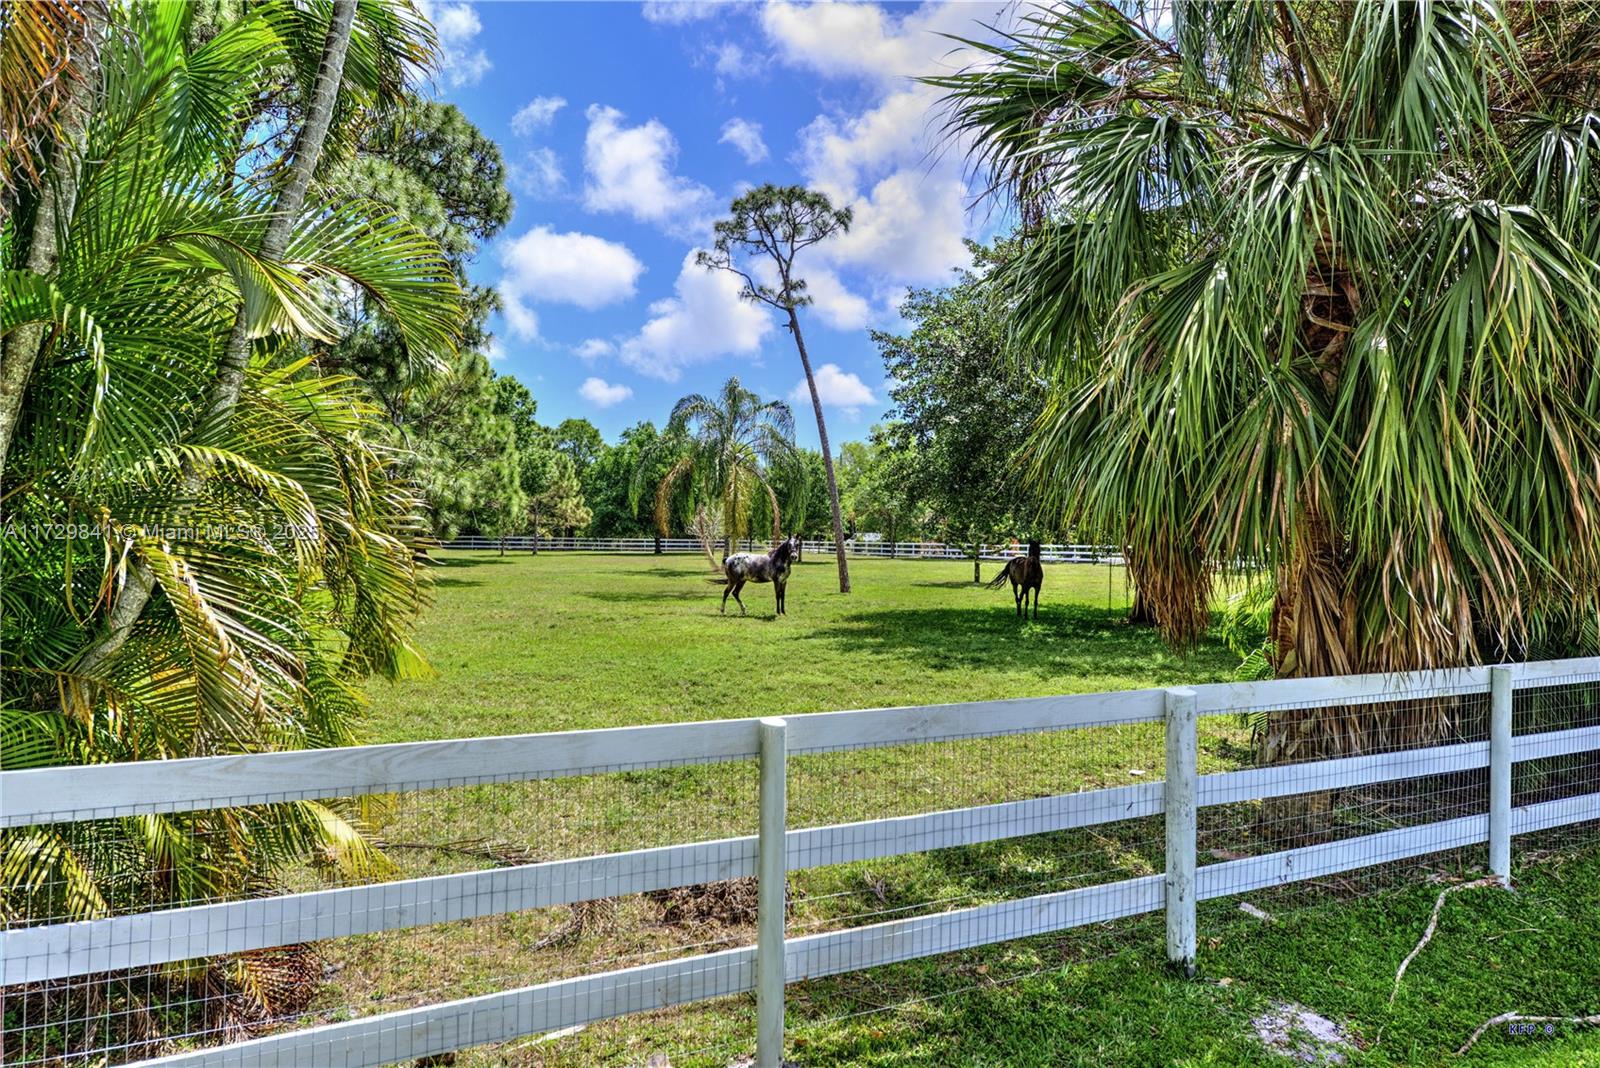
<box><xmin>207</xmin><ymin>0</ymin><xmax>357</xmax><ymax>422</ymax></box>
<box><xmin>73</xmin><ymin>0</ymin><xmax>357</xmax><ymax>679</ymax></box>
<box><xmin>1125</xmin><ymin>546</ymin><xmax>1159</xmax><ymax>625</ymax></box>
<box><xmin>786</xmin><ymin>309</ymin><xmax>851</xmax><ymax>594</ymax></box>
<box><xmin>0</xmin><ymin>2</ymin><xmax>104</xmax><ymax>477</ymax></box>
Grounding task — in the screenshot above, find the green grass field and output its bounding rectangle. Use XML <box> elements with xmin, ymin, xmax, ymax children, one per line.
<box><xmin>328</xmin><ymin>551</ymin><xmax>1600</xmax><ymax>1067</ymax></box>
<box><xmin>365</xmin><ymin>550</ymin><xmax>1237</xmax><ymax>740</ymax></box>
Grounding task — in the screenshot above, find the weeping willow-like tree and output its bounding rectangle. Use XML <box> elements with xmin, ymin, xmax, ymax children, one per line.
<box><xmin>934</xmin><ymin>1</ymin><xmax>1600</xmax><ymax>761</ymax></box>
<box><xmin>1</xmin><ymin>0</ymin><xmax>459</xmax><ymax>1049</ymax></box>
<box><xmin>634</xmin><ymin>377</ymin><xmax>799</xmax><ymax>567</ymax></box>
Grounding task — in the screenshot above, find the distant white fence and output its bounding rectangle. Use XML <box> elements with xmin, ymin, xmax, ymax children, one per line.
<box><xmin>440</xmin><ymin>535</ymin><xmax>1126</xmax><ymax>564</ymax></box>
<box><xmin>4</xmin><ymin>659</ymin><xmax>1598</xmax><ymax>1066</ymax></box>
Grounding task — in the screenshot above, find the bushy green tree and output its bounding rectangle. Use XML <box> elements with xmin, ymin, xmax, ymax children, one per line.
<box><xmin>493</xmin><ymin>375</ymin><xmax>592</xmax><ymax>544</ymax></box>
<box><xmin>874</xmin><ymin>242</ymin><xmax>1045</xmax><ymax>578</ymax></box>
<box><xmin>935</xmin><ymin>2</ymin><xmax>1600</xmax><ymax>760</ymax></box>
<box><xmin>761</xmin><ymin>447</ymin><xmax>828</xmax><ymax>540</ymax></box>
<box><xmin>408</xmin><ymin>352</ymin><xmax>524</xmax><ymax>540</ymax></box>
<box><xmin>553</xmin><ymin>417</ymin><xmax>605</xmax><ymax>478</ymax></box>
<box><xmin>838</xmin><ymin>432</ymin><xmax>922</xmax><ymax>547</ymax></box>
<box><xmin>324</xmin><ymin>93</ymin><xmax>519</xmax><ymax>540</ymax></box>
<box><xmin>584</xmin><ymin>422</ymin><xmax>683</xmax><ymax>538</ymax></box>
<box><xmin>531</xmin><ymin>452</ymin><xmax>592</xmax><ymax>538</ymax></box>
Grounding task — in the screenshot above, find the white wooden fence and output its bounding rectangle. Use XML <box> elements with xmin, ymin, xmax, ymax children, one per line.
<box><xmin>440</xmin><ymin>535</ymin><xmax>1125</xmax><ymax>564</ymax></box>
<box><xmin>4</xmin><ymin>659</ymin><xmax>1599</xmax><ymax>1067</ymax></box>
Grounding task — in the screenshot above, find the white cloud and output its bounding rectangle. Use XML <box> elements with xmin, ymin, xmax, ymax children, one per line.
<box><xmin>796</xmin><ymin>87</ymin><xmax>933</xmax><ymax>198</ymax></box>
<box><xmin>583</xmin><ymin>105</ymin><xmax>716</xmax><ymax>232</ymax></box>
<box><xmin>497</xmin><ymin>227</ymin><xmax>644</xmax><ymax>340</ymax></box>
<box><xmin>706</xmin><ymin>41</ymin><xmax>763</xmax><ymax>81</ymax></box>
<box><xmin>512</xmin><ymin>95</ymin><xmax>566</xmax><ymax>136</ymax></box>
<box><xmin>620</xmin><ymin>251</ymin><xmax>773</xmax><ymax>381</ymax></box>
<box><xmin>574</xmin><ymin>338</ymin><xmax>614</xmax><ymax>361</ymax></box>
<box><xmin>579</xmin><ymin>377</ymin><xmax>634</xmax><ymax>408</ymax></box>
<box><xmin>757</xmin><ymin>2</ymin><xmax>1011</xmax><ymax>286</ymax></box>
<box><xmin>415</xmin><ymin>0</ymin><xmax>492</xmax><ymax>88</ymax></box>
<box><xmin>801</xmin><ymin>266</ymin><xmax>872</xmax><ymax>330</ymax></box>
<box><xmin>507</xmin><ymin>147</ymin><xmax>564</xmax><ymax>199</ymax></box>
<box><xmin>760</xmin><ymin>1</ymin><xmax>1000</xmax><ymax>83</ymax></box>
<box><xmin>791</xmin><ymin>364</ymin><xmax>877</xmax><ymax>413</ymax></box>
<box><xmin>716</xmin><ymin>41</ymin><xmax>752</xmax><ymax>77</ymax></box>
<box><xmin>502</xmin><ymin>302</ymin><xmax>538</xmax><ymax>341</ymax></box>
<box><xmin>641</xmin><ymin>1</ymin><xmax>721</xmax><ymax>24</ymax></box>
<box><xmin>485</xmin><ymin>336</ymin><xmax>507</xmax><ymax>362</ymax></box>
<box><xmin>718</xmin><ymin>117</ymin><xmax>769</xmax><ymax>164</ymax></box>
<box><xmin>830</xmin><ymin>171</ymin><xmax>972</xmax><ymax>285</ymax></box>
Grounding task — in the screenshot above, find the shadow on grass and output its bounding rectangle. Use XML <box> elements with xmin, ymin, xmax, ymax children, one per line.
<box><xmin>584</xmin><ymin>587</ymin><xmax>722</xmax><ymax>604</ymax></box>
<box><xmin>432</xmin><ymin>576</ymin><xmax>486</xmax><ymax>589</ymax></box>
<box><xmin>809</xmin><ymin>603</ymin><xmax>1235</xmax><ymax>681</ymax></box>
<box><xmin>430</xmin><ymin>554</ymin><xmax>518</xmax><ymax>570</ymax></box>
<box><xmin>615</xmin><ymin>565</ymin><xmax>719</xmax><ymax>579</ymax></box>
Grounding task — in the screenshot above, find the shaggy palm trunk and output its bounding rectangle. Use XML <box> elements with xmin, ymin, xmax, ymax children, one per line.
<box><xmin>1255</xmin><ymin>245</ymin><xmax>1363</xmax><ymax>841</ymax></box>
<box><xmin>1126</xmin><ymin>534</ymin><xmax>1210</xmax><ymax>648</ymax></box>
<box><xmin>786</xmin><ymin>309</ymin><xmax>851</xmax><ymax>594</ymax></box>
<box><xmin>1251</xmin><ymin>252</ymin><xmax>1445</xmax><ymax>841</ymax></box>
<box><xmin>1256</xmin><ymin>513</ymin><xmax>1355</xmax><ymax>839</ymax></box>
<box><xmin>1124</xmin><ymin>546</ymin><xmax>1159</xmax><ymax>626</ymax></box>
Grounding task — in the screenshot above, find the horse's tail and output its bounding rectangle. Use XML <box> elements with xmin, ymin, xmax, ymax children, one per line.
<box><xmin>984</xmin><ymin>563</ymin><xmax>1011</xmax><ymax>589</ymax></box>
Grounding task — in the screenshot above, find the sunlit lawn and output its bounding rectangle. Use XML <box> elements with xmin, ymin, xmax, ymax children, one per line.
<box><xmin>363</xmin><ymin>550</ymin><xmax>1239</xmax><ymax>741</ymax></box>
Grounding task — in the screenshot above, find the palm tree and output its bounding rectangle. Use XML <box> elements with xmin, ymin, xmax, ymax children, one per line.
<box><xmin>636</xmin><ymin>377</ymin><xmax>799</xmax><ymax>567</ymax></box>
<box><xmin>1</xmin><ymin>2</ymin><xmax>457</xmax><ymax>1049</ymax></box>
<box><xmin>933</xmin><ymin>3</ymin><xmax>1600</xmax><ymax>763</ymax></box>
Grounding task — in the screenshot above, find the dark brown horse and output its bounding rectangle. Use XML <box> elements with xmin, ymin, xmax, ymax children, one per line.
<box><xmin>986</xmin><ymin>540</ymin><xmax>1043</xmax><ymax>619</ymax></box>
<box><xmin>721</xmin><ymin>534</ymin><xmax>801</xmax><ymax>615</ymax></box>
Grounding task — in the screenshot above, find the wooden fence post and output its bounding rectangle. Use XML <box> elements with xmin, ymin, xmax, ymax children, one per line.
<box><xmin>1165</xmin><ymin>687</ymin><xmax>1198</xmax><ymax>977</ymax></box>
<box><xmin>1489</xmin><ymin>666</ymin><xmax>1513</xmax><ymax>887</ymax></box>
<box><xmin>757</xmin><ymin>717</ymin><xmax>788</xmax><ymax>1066</ymax></box>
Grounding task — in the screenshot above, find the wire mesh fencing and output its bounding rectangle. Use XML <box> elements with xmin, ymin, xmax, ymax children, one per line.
<box><xmin>1511</xmin><ymin>672</ymin><xmax>1600</xmax><ymax>859</ymax></box>
<box><xmin>2</xmin><ymin>752</ymin><xmax>764</xmax><ymax>1067</ymax></box>
<box><xmin>778</xmin><ymin>714</ymin><xmax>1181</xmax><ymax>1044</ymax></box>
<box><xmin>1197</xmin><ymin>685</ymin><xmax>1494</xmax><ymax>915</ymax></box>
<box><xmin>4</xmin><ymin>666</ymin><xmax>1599</xmax><ymax>1068</ymax></box>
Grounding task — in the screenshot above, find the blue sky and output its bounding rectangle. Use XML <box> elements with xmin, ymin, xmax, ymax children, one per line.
<box><xmin>416</xmin><ymin>0</ymin><xmax>1011</xmax><ymax>448</ymax></box>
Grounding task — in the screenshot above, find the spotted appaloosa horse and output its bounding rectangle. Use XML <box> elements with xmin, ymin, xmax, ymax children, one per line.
<box><xmin>721</xmin><ymin>534</ymin><xmax>801</xmax><ymax>615</ymax></box>
<box><xmin>986</xmin><ymin>540</ymin><xmax>1044</xmax><ymax>619</ymax></box>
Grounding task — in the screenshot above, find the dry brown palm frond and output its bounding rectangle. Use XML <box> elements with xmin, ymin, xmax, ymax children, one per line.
<box><xmin>0</xmin><ymin>0</ymin><xmax>95</xmax><ymax>195</ymax></box>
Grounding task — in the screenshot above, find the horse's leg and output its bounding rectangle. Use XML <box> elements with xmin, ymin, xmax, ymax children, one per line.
<box><xmin>733</xmin><ymin>579</ymin><xmax>747</xmax><ymax>615</ymax></box>
<box><xmin>1031</xmin><ymin>583</ymin><xmax>1039</xmax><ymax>620</ymax></box>
<box><xmin>1014</xmin><ymin>578</ymin><xmax>1023</xmax><ymax>617</ymax></box>
<box><xmin>721</xmin><ymin>577</ymin><xmax>732</xmax><ymax>614</ymax></box>
<box><xmin>775</xmin><ymin>579</ymin><xmax>785</xmax><ymax>615</ymax></box>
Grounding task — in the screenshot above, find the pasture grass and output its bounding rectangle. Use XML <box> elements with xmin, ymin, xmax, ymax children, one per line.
<box><xmin>325</xmin><ymin>551</ymin><xmax>1599</xmax><ymax>1067</ymax></box>
<box><xmin>365</xmin><ymin>550</ymin><xmax>1234</xmax><ymax>741</ymax></box>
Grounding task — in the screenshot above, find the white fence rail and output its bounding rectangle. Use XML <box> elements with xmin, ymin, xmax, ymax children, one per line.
<box><xmin>5</xmin><ymin>659</ymin><xmax>1600</xmax><ymax>1067</ymax></box>
<box><xmin>438</xmin><ymin>534</ymin><xmax>1126</xmax><ymax>563</ymax></box>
